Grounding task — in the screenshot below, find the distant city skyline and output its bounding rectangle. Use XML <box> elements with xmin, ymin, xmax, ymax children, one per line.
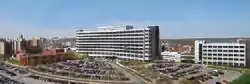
<box><xmin>0</xmin><ymin>0</ymin><xmax>250</xmax><ymax>38</ymax></box>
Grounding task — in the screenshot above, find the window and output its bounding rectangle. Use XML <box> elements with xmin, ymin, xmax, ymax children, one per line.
<box><xmin>218</xmin><ymin>62</ymin><xmax>222</xmax><ymax>65</ymax></box>
<box><xmin>234</xmin><ymin>54</ymin><xmax>239</xmax><ymax>57</ymax></box>
<box><xmin>234</xmin><ymin>58</ymin><xmax>239</xmax><ymax>61</ymax></box>
<box><xmin>203</xmin><ymin>53</ymin><xmax>207</xmax><ymax>55</ymax></box>
<box><xmin>229</xmin><ymin>50</ymin><xmax>234</xmax><ymax>52</ymax></box>
<box><xmin>218</xmin><ymin>54</ymin><xmax>222</xmax><ymax>56</ymax></box>
<box><xmin>234</xmin><ymin>50</ymin><xmax>239</xmax><ymax>52</ymax></box>
<box><xmin>208</xmin><ymin>62</ymin><xmax>212</xmax><ymax>64</ymax></box>
<box><xmin>223</xmin><ymin>46</ymin><xmax>228</xmax><ymax>48</ymax></box>
<box><xmin>213</xmin><ymin>54</ymin><xmax>217</xmax><ymax>56</ymax></box>
<box><xmin>213</xmin><ymin>58</ymin><xmax>217</xmax><ymax>60</ymax></box>
<box><xmin>218</xmin><ymin>58</ymin><xmax>222</xmax><ymax>60</ymax></box>
<box><xmin>223</xmin><ymin>62</ymin><xmax>227</xmax><ymax>65</ymax></box>
<box><xmin>240</xmin><ymin>54</ymin><xmax>244</xmax><ymax>57</ymax></box>
<box><xmin>203</xmin><ymin>57</ymin><xmax>207</xmax><ymax>59</ymax></box>
<box><xmin>208</xmin><ymin>54</ymin><xmax>212</xmax><ymax>56</ymax></box>
<box><xmin>203</xmin><ymin>50</ymin><xmax>207</xmax><ymax>52</ymax></box>
<box><xmin>203</xmin><ymin>46</ymin><xmax>207</xmax><ymax>48</ymax></box>
<box><xmin>208</xmin><ymin>46</ymin><xmax>212</xmax><ymax>48</ymax></box>
<box><xmin>234</xmin><ymin>63</ymin><xmax>239</xmax><ymax>66</ymax></box>
<box><xmin>218</xmin><ymin>50</ymin><xmax>222</xmax><ymax>52</ymax></box>
<box><xmin>208</xmin><ymin>50</ymin><xmax>212</xmax><ymax>52</ymax></box>
<box><xmin>223</xmin><ymin>54</ymin><xmax>228</xmax><ymax>56</ymax></box>
<box><xmin>223</xmin><ymin>50</ymin><xmax>227</xmax><ymax>52</ymax></box>
<box><xmin>240</xmin><ymin>59</ymin><xmax>244</xmax><ymax>61</ymax></box>
<box><xmin>234</xmin><ymin>46</ymin><xmax>239</xmax><ymax>48</ymax></box>
<box><xmin>223</xmin><ymin>58</ymin><xmax>228</xmax><ymax>60</ymax></box>
<box><xmin>208</xmin><ymin>57</ymin><xmax>212</xmax><ymax>60</ymax></box>
<box><xmin>213</xmin><ymin>46</ymin><xmax>217</xmax><ymax>48</ymax></box>
<box><xmin>203</xmin><ymin>61</ymin><xmax>207</xmax><ymax>64</ymax></box>
<box><xmin>218</xmin><ymin>46</ymin><xmax>222</xmax><ymax>48</ymax></box>
<box><xmin>240</xmin><ymin>64</ymin><xmax>245</xmax><ymax>67</ymax></box>
<box><xmin>229</xmin><ymin>54</ymin><xmax>233</xmax><ymax>56</ymax></box>
<box><xmin>240</xmin><ymin>46</ymin><xmax>245</xmax><ymax>48</ymax></box>
<box><xmin>229</xmin><ymin>58</ymin><xmax>233</xmax><ymax>60</ymax></box>
<box><xmin>240</xmin><ymin>50</ymin><xmax>244</xmax><ymax>52</ymax></box>
<box><xmin>213</xmin><ymin>50</ymin><xmax>217</xmax><ymax>52</ymax></box>
<box><xmin>229</xmin><ymin>46</ymin><xmax>234</xmax><ymax>48</ymax></box>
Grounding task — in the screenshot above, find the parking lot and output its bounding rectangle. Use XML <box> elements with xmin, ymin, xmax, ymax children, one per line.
<box><xmin>152</xmin><ymin>62</ymin><xmax>205</xmax><ymax>80</ymax></box>
<box><xmin>150</xmin><ymin>61</ymin><xmax>244</xmax><ymax>84</ymax></box>
<box><xmin>0</xmin><ymin>61</ymin><xmax>58</xmax><ymax>84</ymax></box>
<box><xmin>32</xmin><ymin>58</ymin><xmax>128</xmax><ymax>81</ymax></box>
<box><xmin>179</xmin><ymin>67</ymin><xmax>242</xmax><ymax>84</ymax></box>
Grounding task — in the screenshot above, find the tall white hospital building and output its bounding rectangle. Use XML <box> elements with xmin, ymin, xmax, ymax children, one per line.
<box><xmin>195</xmin><ymin>40</ymin><xmax>250</xmax><ymax>67</ymax></box>
<box><xmin>76</xmin><ymin>25</ymin><xmax>161</xmax><ymax>61</ymax></box>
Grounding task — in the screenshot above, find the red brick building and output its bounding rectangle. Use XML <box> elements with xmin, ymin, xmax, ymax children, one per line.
<box><xmin>19</xmin><ymin>49</ymin><xmax>74</xmax><ymax>66</ymax></box>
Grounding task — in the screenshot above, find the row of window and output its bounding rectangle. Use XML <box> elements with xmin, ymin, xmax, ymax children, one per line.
<box><xmin>88</xmin><ymin>53</ymin><xmax>149</xmax><ymax>58</ymax></box>
<box><xmin>76</xmin><ymin>34</ymin><xmax>151</xmax><ymax>37</ymax></box>
<box><xmin>203</xmin><ymin>46</ymin><xmax>245</xmax><ymax>48</ymax></box>
<box><xmin>203</xmin><ymin>53</ymin><xmax>244</xmax><ymax>56</ymax></box>
<box><xmin>203</xmin><ymin>57</ymin><xmax>244</xmax><ymax>61</ymax></box>
<box><xmin>77</xmin><ymin>45</ymin><xmax>146</xmax><ymax>48</ymax></box>
<box><xmin>202</xmin><ymin>62</ymin><xmax>245</xmax><ymax>67</ymax></box>
<box><xmin>203</xmin><ymin>50</ymin><xmax>244</xmax><ymax>52</ymax></box>
<box><xmin>77</xmin><ymin>41</ymin><xmax>147</xmax><ymax>43</ymax></box>
<box><xmin>76</xmin><ymin>37</ymin><xmax>150</xmax><ymax>40</ymax></box>
<box><xmin>77</xmin><ymin>30</ymin><xmax>151</xmax><ymax>34</ymax></box>
<box><xmin>78</xmin><ymin>49</ymin><xmax>151</xmax><ymax>54</ymax></box>
<box><xmin>77</xmin><ymin>47</ymin><xmax>150</xmax><ymax>50</ymax></box>
<box><xmin>76</xmin><ymin>44</ymin><xmax>147</xmax><ymax>46</ymax></box>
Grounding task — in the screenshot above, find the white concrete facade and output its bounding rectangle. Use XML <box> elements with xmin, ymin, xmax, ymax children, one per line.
<box><xmin>195</xmin><ymin>40</ymin><xmax>247</xmax><ymax>67</ymax></box>
<box><xmin>161</xmin><ymin>51</ymin><xmax>181</xmax><ymax>62</ymax></box>
<box><xmin>194</xmin><ymin>40</ymin><xmax>206</xmax><ymax>63</ymax></box>
<box><xmin>0</xmin><ymin>41</ymin><xmax>5</xmax><ymax>55</ymax></box>
<box><xmin>76</xmin><ymin>25</ymin><xmax>160</xmax><ymax>61</ymax></box>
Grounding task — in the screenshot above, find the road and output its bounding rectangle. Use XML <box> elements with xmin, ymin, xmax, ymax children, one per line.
<box><xmin>107</xmin><ymin>60</ymin><xmax>146</xmax><ymax>84</ymax></box>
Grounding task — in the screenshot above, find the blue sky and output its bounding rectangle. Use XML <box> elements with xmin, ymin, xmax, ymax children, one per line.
<box><xmin>0</xmin><ymin>0</ymin><xmax>250</xmax><ymax>38</ymax></box>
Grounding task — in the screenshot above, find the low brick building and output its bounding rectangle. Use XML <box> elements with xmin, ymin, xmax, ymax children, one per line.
<box><xmin>19</xmin><ymin>49</ymin><xmax>74</xmax><ymax>66</ymax></box>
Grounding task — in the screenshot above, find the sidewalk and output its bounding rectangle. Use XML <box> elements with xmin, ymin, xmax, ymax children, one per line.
<box><xmin>115</xmin><ymin>61</ymin><xmax>153</xmax><ymax>84</ymax></box>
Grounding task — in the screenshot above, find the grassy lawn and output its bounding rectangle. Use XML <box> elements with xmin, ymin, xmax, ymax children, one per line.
<box><xmin>179</xmin><ymin>79</ymin><xmax>198</xmax><ymax>84</ymax></box>
<box><xmin>129</xmin><ymin>65</ymin><xmax>159</xmax><ymax>83</ymax></box>
<box><xmin>7</xmin><ymin>59</ymin><xmax>20</xmax><ymax>65</ymax></box>
<box><xmin>76</xmin><ymin>53</ymin><xmax>88</xmax><ymax>60</ymax></box>
<box><xmin>208</xmin><ymin>65</ymin><xmax>250</xmax><ymax>84</ymax></box>
<box><xmin>230</xmin><ymin>73</ymin><xmax>250</xmax><ymax>84</ymax></box>
<box><xmin>118</xmin><ymin>60</ymin><xmax>157</xmax><ymax>83</ymax></box>
<box><xmin>207</xmin><ymin>65</ymin><xmax>250</xmax><ymax>72</ymax></box>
